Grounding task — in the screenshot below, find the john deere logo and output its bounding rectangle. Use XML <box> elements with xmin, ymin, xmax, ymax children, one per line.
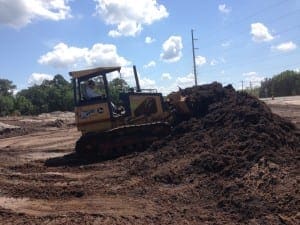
<box><xmin>97</xmin><ymin>108</ymin><xmax>104</xmax><ymax>113</ymax></box>
<box><xmin>80</xmin><ymin>107</ymin><xmax>104</xmax><ymax>119</ymax></box>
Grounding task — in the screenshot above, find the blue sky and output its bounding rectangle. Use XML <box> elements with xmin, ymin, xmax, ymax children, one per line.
<box><xmin>0</xmin><ymin>0</ymin><xmax>299</xmax><ymax>95</ymax></box>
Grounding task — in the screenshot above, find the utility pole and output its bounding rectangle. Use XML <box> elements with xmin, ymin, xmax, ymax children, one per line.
<box><xmin>241</xmin><ymin>80</ymin><xmax>244</xmax><ymax>91</ymax></box>
<box><xmin>191</xmin><ymin>29</ymin><xmax>198</xmax><ymax>86</ymax></box>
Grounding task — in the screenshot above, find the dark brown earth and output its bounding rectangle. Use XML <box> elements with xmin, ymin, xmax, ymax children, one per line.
<box><xmin>0</xmin><ymin>83</ymin><xmax>299</xmax><ymax>225</ymax></box>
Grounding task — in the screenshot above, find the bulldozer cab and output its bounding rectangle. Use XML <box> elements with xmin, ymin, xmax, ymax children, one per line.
<box><xmin>70</xmin><ymin>67</ymin><xmax>122</xmax><ymax>134</ymax></box>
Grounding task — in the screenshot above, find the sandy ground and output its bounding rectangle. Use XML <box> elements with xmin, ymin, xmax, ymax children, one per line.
<box><xmin>261</xmin><ymin>96</ymin><xmax>300</xmax><ymax>128</ymax></box>
<box><xmin>0</xmin><ymin>94</ymin><xmax>299</xmax><ymax>225</ymax></box>
<box><xmin>261</xmin><ymin>95</ymin><xmax>300</xmax><ymax>106</ymax></box>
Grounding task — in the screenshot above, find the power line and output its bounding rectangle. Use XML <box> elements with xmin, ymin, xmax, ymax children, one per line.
<box><xmin>206</xmin><ymin>62</ymin><xmax>300</xmax><ymax>91</ymax></box>
<box><xmin>203</xmin><ymin>0</ymin><xmax>294</xmax><ymax>41</ymax></box>
<box><xmin>200</xmin><ymin>49</ymin><xmax>300</xmax><ymax>75</ymax></box>
<box><xmin>199</xmin><ymin>7</ymin><xmax>300</xmax><ymax>52</ymax></box>
<box><xmin>197</xmin><ymin>23</ymin><xmax>300</xmax><ymax>74</ymax></box>
<box><xmin>204</xmin><ymin>29</ymin><xmax>300</xmax><ymax>67</ymax></box>
<box><xmin>237</xmin><ymin>0</ymin><xmax>294</xmax><ymax>24</ymax></box>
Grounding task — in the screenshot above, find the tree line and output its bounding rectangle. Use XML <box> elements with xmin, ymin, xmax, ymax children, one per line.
<box><xmin>0</xmin><ymin>75</ymin><xmax>74</xmax><ymax>116</ymax></box>
<box><xmin>244</xmin><ymin>70</ymin><xmax>300</xmax><ymax>97</ymax></box>
<box><xmin>0</xmin><ymin>70</ymin><xmax>299</xmax><ymax>116</ymax></box>
<box><xmin>258</xmin><ymin>70</ymin><xmax>300</xmax><ymax>98</ymax></box>
<box><xmin>0</xmin><ymin>75</ymin><xmax>130</xmax><ymax>116</ymax></box>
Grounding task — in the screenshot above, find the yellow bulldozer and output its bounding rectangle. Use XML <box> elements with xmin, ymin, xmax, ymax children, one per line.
<box><xmin>69</xmin><ymin>66</ymin><xmax>189</xmax><ymax>158</ymax></box>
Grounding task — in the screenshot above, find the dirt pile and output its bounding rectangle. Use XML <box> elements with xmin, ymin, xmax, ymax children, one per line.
<box><xmin>128</xmin><ymin>82</ymin><xmax>300</xmax><ymax>223</ymax></box>
<box><xmin>0</xmin><ymin>122</ymin><xmax>21</xmax><ymax>135</ymax></box>
<box><xmin>0</xmin><ymin>121</ymin><xmax>29</xmax><ymax>138</ymax></box>
<box><xmin>0</xmin><ymin>112</ymin><xmax>75</xmax><ymax>139</ymax></box>
<box><xmin>0</xmin><ymin>83</ymin><xmax>299</xmax><ymax>224</ymax></box>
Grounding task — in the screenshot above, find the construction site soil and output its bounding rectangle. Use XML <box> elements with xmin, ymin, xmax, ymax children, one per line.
<box><xmin>0</xmin><ymin>82</ymin><xmax>299</xmax><ymax>225</ymax></box>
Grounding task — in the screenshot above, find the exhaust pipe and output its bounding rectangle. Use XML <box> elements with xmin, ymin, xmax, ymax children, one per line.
<box><xmin>133</xmin><ymin>65</ymin><xmax>141</xmax><ymax>92</ymax></box>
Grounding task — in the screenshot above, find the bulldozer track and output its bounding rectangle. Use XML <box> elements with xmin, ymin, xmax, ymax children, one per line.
<box><xmin>75</xmin><ymin>122</ymin><xmax>171</xmax><ymax>159</ymax></box>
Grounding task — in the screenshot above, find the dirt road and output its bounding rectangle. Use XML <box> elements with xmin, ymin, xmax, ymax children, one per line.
<box><xmin>0</xmin><ymin>125</ymin><xmax>174</xmax><ymax>224</ymax></box>
<box><xmin>0</xmin><ymin>92</ymin><xmax>299</xmax><ymax>225</ymax></box>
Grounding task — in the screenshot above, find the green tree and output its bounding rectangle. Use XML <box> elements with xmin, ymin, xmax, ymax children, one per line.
<box><xmin>0</xmin><ymin>96</ymin><xmax>15</xmax><ymax>116</ymax></box>
<box><xmin>0</xmin><ymin>79</ymin><xmax>16</xmax><ymax>96</ymax></box>
<box><xmin>53</xmin><ymin>74</ymin><xmax>70</xmax><ymax>86</ymax></box>
<box><xmin>17</xmin><ymin>74</ymin><xmax>74</xmax><ymax>114</ymax></box>
<box><xmin>245</xmin><ymin>86</ymin><xmax>260</xmax><ymax>97</ymax></box>
<box><xmin>0</xmin><ymin>79</ymin><xmax>17</xmax><ymax>116</ymax></box>
<box><xmin>259</xmin><ymin>70</ymin><xmax>300</xmax><ymax>97</ymax></box>
<box><xmin>14</xmin><ymin>95</ymin><xmax>34</xmax><ymax>115</ymax></box>
<box><xmin>108</xmin><ymin>78</ymin><xmax>130</xmax><ymax>104</ymax></box>
<box><xmin>18</xmin><ymin>85</ymin><xmax>49</xmax><ymax>114</ymax></box>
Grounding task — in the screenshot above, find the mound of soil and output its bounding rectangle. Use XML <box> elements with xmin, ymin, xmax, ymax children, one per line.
<box><xmin>0</xmin><ymin>122</ymin><xmax>29</xmax><ymax>138</ymax></box>
<box><xmin>128</xmin><ymin>82</ymin><xmax>300</xmax><ymax>223</ymax></box>
<box><xmin>0</xmin><ymin>82</ymin><xmax>299</xmax><ymax>224</ymax></box>
<box><xmin>0</xmin><ymin>115</ymin><xmax>74</xmax><ymax>139</ymax></box>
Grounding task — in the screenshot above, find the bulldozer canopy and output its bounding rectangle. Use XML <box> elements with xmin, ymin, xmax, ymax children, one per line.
<box><xmin>69</xmin><ymin>66</ymin><xmax>121</xmax><ymax>79</ymax></box>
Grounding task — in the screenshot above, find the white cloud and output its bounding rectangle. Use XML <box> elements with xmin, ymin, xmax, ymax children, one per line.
<box><xmin>139</xmin><ymin>77</ymin><xmax>156</xmax><ymax>89</ymax></box>
<box><xmin>160</xmin><ymin>36</ymin><xmax>183</xmax><ymax>63</ymax></box>
<box><xmin>221</xmin><ymin>41</ymin><xmax>231</xmax><ymax>48</ymax></box>
<box><xmin>220</xmin><ymin>57</ymin><xmax>226</xmax><ymax>63</ymax></box>
<box><xmin>119</xmin><ymin>67</ymin><xmax>134</xmax><ymax>79</ymax></box>
<box><xmin>38</xmin><ymin>43</ymin><xmax>87</xmax><ymax>68</ymax></box>
<box><xmin>210</xmin><ymin>59</ymin><xmax>218</xmax><ymax>66</ymax></box>
<box><xmin>161</xmin><ymin>73</ymin><xmax>172</xmax><ymax>80</ymax></box>
<box><xmin>85</xmin><ymin>43</ymin><xmax>130</xmax><ymax>67</ymax></box>
<box><xmin>250</xmin><ymin>23</ymin><xmax>274</xmax><ymax>42</ymax></box>
<box><xmin>94</xmin><ymin>0</ymin><xmax>168</xmax><ymax>37</ymax></box>
<box><xmin>272</xmin><ymin>41</ymin><xmax>297</xmax><ymax>52</ymax></box>
<box><xmin>243</xmin><ymin>72</ymin><xmax>264</xmax><ymax>84</ymax></box>
<box><xmin>38</xmin><ymin>42</ymin><xmax>130</xmax><ymax>68</ymax></box>
<box><xmin>143</xmin><ymin>60</ymin><xmax>156</xmax><ymax>68</ymax></box>
<box><xmin>127</xmin><ymin>71</ymin><xmax>197</xmax><ymax>96</ymax></box>
<box><xmin>196</xmin><ymin>55</ymin><xmax>206</xmax><ymax>66</ymax></box>
<box><xmin>154</xmin><ymin>73</ymin><xmax>196</xmax><ymax>95</ymax></box>
<box><xmin>104</xmin><ymin>66</ymin><xmax>135</xmax><ymax>84</ymax></box>
<box><xmin>176</xmin><ymin>73</ymin><xmax>196</xmax><ymax>88</ymax></box>
<box><xmin>108</xmin><ymin>21</ymin><xmax>142</xmax><ymax>37</ymax></box>
<box><xmin>107</xmin><ymin>66</ymin><xmax>135</xmax><ymax>85</ymax></box>
<box><xmin>126</xmin><ymin>72</ymin><xmax>197</xmax><ymax>96</ymax></box>
<box><xmin>0</xmin><ymin>0</ymin><xmax>71</xmax><ymax>28</ymax></box>
<box><xmin>145</xmin><ymin>36</ymin><xmax>155</xmax><ymax>44</ymax></box>
<box><xmin>28</xmin><ymin>73</ymin><xmax>53</xmax><ymax>86</ymax></box>
<box><xmin>218</xmin><ymin>4</ymin><xmax>231</xmax><ymax>14</ymax></box>
<box><xmin>115</xmin><ymin>66</ymin><xmax>150</xmax><ymax>88</ymax></box>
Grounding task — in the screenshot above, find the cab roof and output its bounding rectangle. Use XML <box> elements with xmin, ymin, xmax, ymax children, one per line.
<box><xmin>69</xmin><ymin>66</ymin><xmax>121</xmax><ymax>79</ymax></box>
